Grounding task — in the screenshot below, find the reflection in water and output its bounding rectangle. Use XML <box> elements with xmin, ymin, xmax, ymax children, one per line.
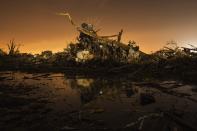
<box><xmin>76</xmin><ymin>78</ymin><xmax>94</xmax><ymax>87</ymax></box>
<box><xmin>1</xmin><ymin>72</ymin><xmax>197</xmax><ymax>130</ymax></box>
<box><xmin>68</xmin><ymin>76</ymin><xmax>140</xmax><ymax>105</ymax></box>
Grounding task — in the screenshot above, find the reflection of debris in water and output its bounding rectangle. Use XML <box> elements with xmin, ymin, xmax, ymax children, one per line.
<box><xmin>1</xmin><ymin>72</ymin><xmax>197</xmax><ymax>131</ymax></box>
<box><xmin>76</xmin><ymin>78</ymin><xmax>94</xmax><ymax>87</ymax></box>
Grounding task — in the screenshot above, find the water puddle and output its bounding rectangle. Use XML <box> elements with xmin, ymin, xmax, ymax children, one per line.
<box><xmin>0</xmin><ymin>71</ymin><xmax>197</xmax><ymax>130</ymax></box>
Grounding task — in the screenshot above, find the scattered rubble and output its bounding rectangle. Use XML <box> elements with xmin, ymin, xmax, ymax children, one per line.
<box><xmin>0</xmin><ymin>14</ymin><xmax>197</xmax><ymax>84</ymax></box>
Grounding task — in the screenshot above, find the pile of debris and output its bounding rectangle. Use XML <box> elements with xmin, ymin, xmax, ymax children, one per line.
<box><xmin>59</xmin><ymin>13</ymin><xmax>142</xmax><ymax>63</ymax></box>
<box><xmin>151</xmin><ymin>41</ymin><xmax>197</xmax><ymax>62</ymax></box>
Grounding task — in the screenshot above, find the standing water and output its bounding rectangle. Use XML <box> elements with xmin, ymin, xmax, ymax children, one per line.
<box><xmin>0</xmin><ymin>71</ymin><xmax>197</xmax><ymax>131</ymax></box>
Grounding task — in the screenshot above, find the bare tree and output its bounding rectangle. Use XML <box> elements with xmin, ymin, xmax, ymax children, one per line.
<box><xmin>7</xmin><ymin>39</ymin><xmax>20</xmax><ymax>56</ymax></box>
<box><xmin>0</xmin><ymin>48</ymin><xmax>6</xmax><ymax>56</ymax></box>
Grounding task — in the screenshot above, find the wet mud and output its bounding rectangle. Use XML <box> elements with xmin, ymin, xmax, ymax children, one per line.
<box><xmin>0</xmin><ymin>71</ymin><xmax>197</xmax><ymax>131</ymax></box>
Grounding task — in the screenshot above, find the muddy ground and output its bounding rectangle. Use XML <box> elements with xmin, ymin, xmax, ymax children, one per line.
<box><xmin>0</xmin><ymin>71</ymin><xmax>197</xmax><ymax>131</ymax></box>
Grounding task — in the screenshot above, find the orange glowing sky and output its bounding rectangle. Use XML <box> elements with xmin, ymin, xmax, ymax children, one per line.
<box><xmin>1</xmin><ymin>0</ymin><xmax>197</xmax><ymax>54</ymax></box>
